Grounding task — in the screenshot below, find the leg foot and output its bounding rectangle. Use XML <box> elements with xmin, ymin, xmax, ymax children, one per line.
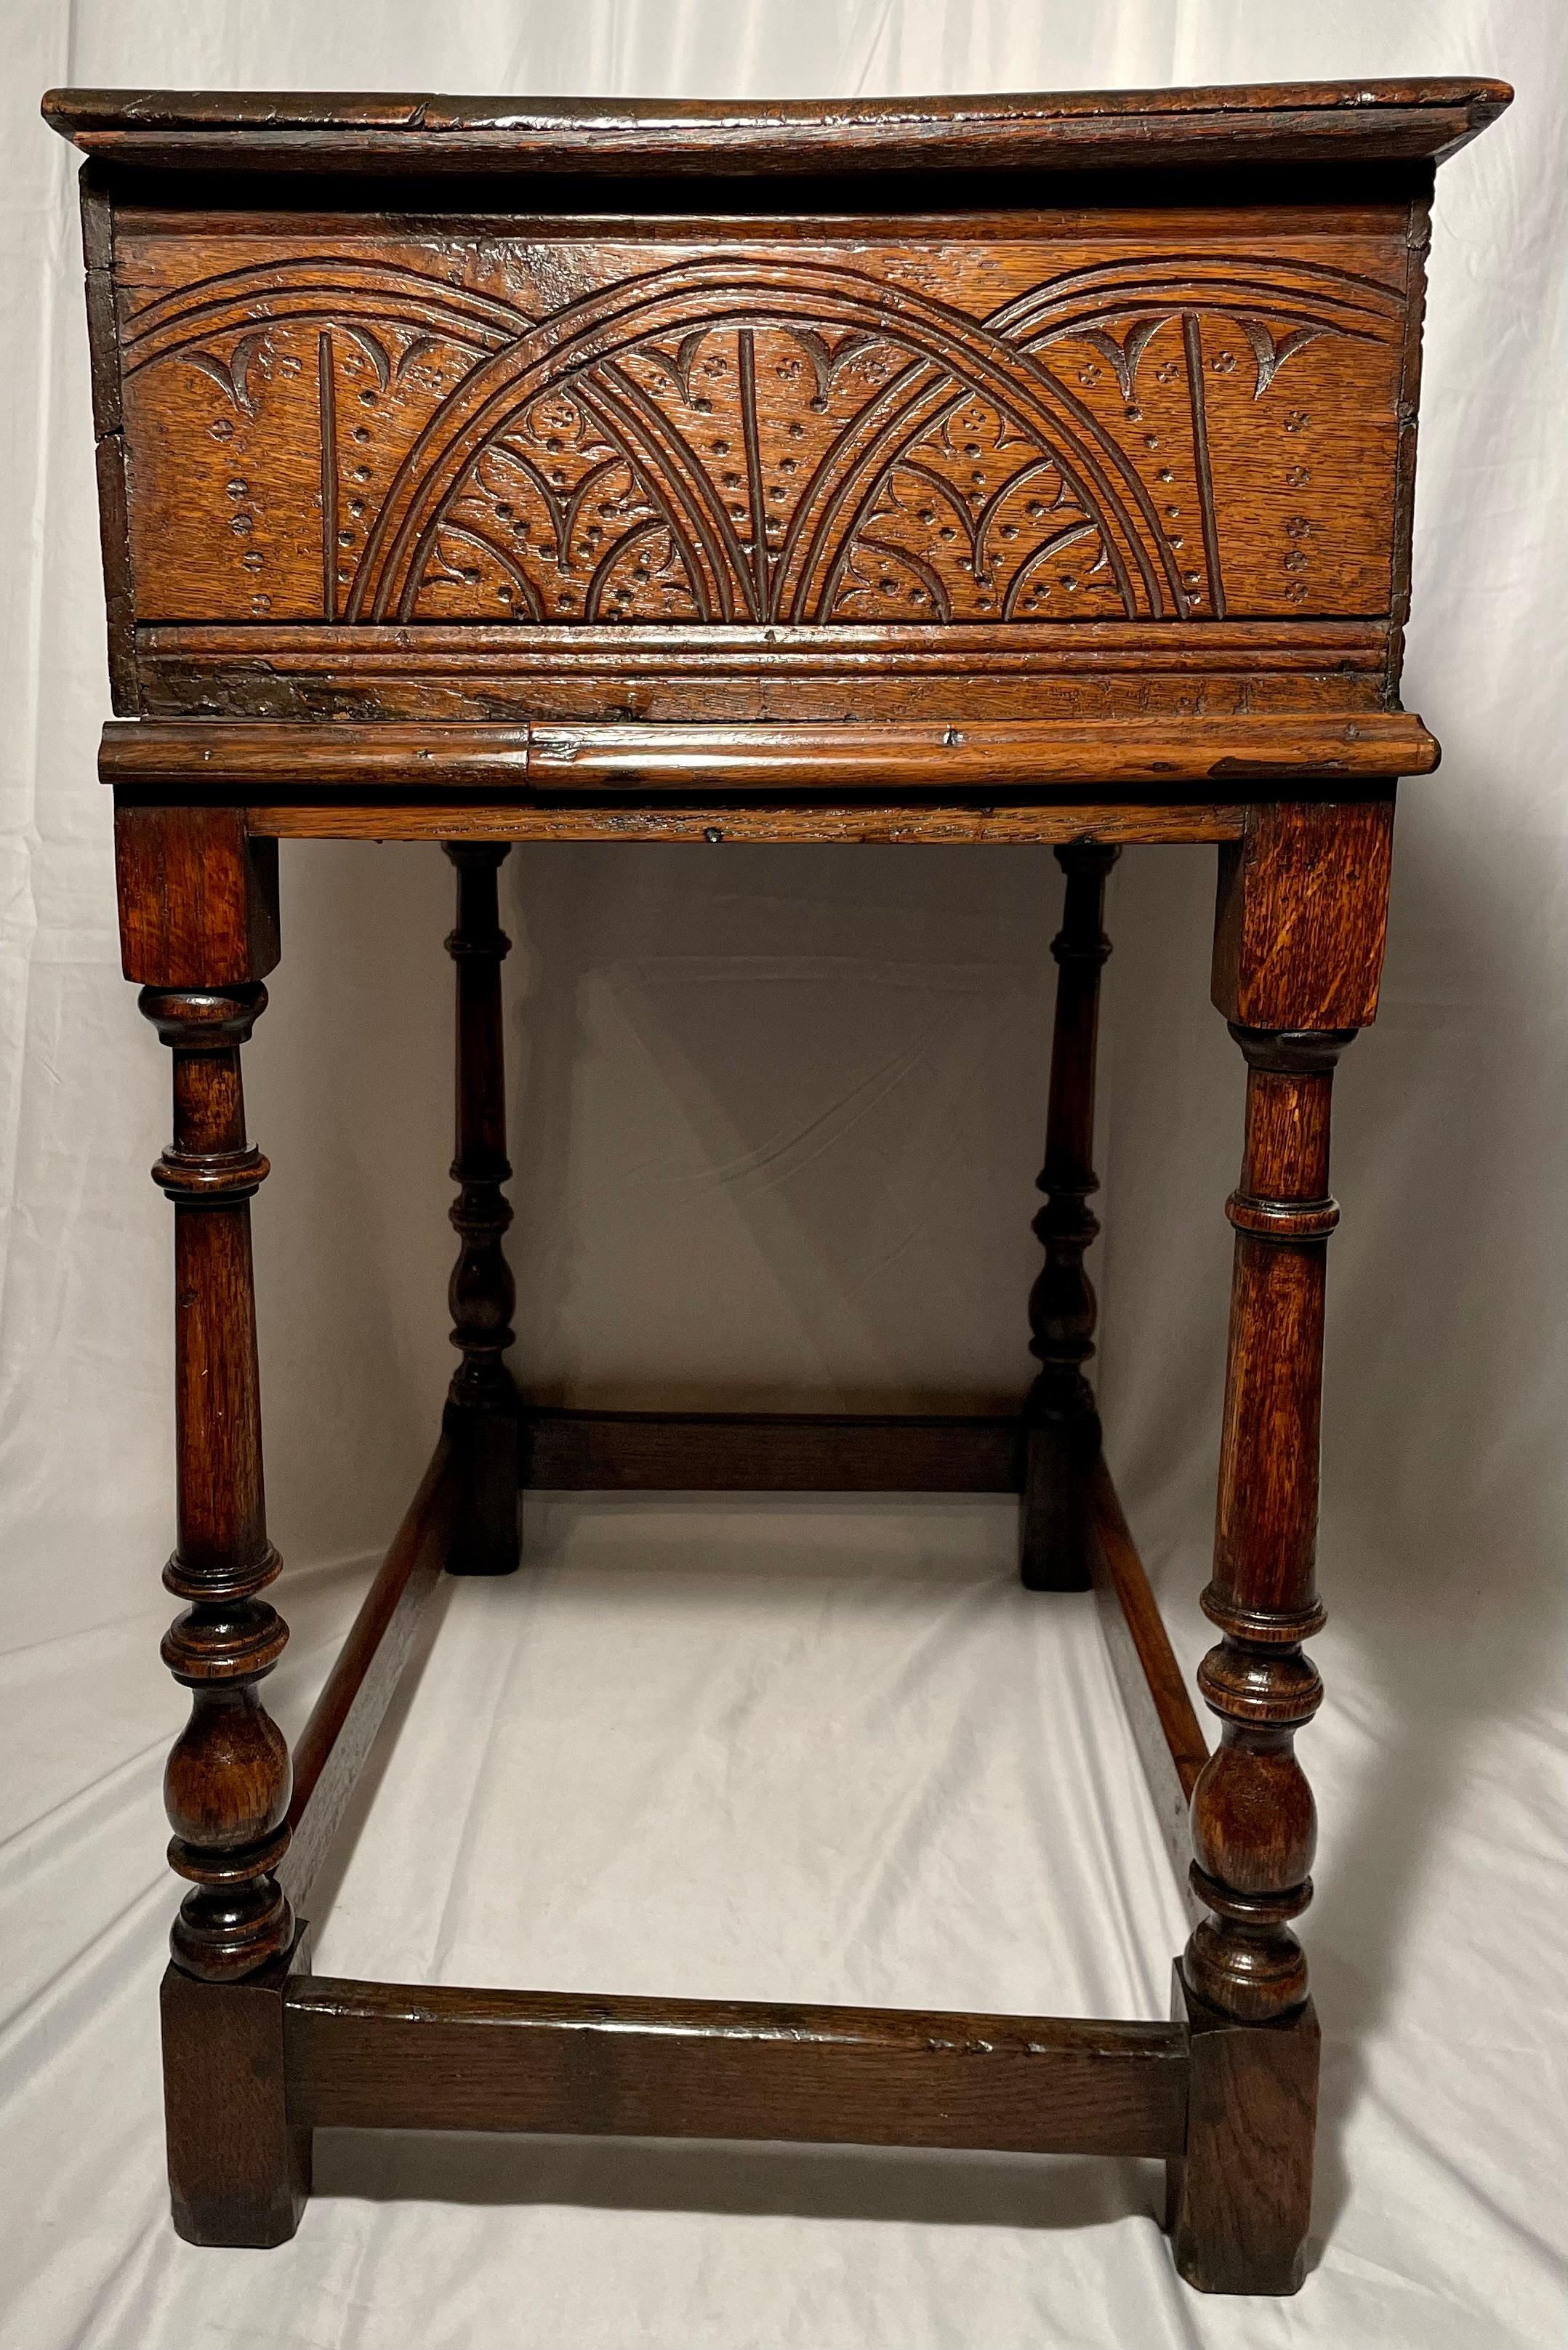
<box><xmin>162</xmin><ymin>1931</ymin><xmax>311</xmax><ymax>2247</ymax></box>
<box><xmin>1166</xmin><ymin>1963</ymin><xmax>1319</xmax><ymax>2295</ymax></box>
<box><xmin>443</xmin><ymin>1397</ymin><xmax>521</xmax><ymax>1577</ymax></box>
<box><xmin>1018</xmin><ymin>1409</ymin><xmax>1100</xmax><ymax>1590</ymax></box>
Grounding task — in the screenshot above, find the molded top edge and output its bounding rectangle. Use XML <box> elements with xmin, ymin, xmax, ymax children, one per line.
<box><xmin>41</xmin><ymin>79</ymin><xmax>1511</xmax><ymax>176</ymax></box>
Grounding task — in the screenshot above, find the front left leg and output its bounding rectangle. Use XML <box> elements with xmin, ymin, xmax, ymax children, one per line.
<box><xmin>118</xmin><ymin>803</ymin><xmax>310</xmax><ymax>2245</ymax></box>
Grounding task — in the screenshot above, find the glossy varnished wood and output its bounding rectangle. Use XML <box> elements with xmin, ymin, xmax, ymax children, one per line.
<box><xmin>134</xmin><ymin>616</ymin><xmax>1397</xmax><ymax>727</ymax></box>
<box><xmin>99</xmin><ymin>716</ymin><xmax>1436</xmax><ymax>794</ymax></box>
<box><xmin>1166</xmin><ymin>1966</ymin><xmax>1320</xmax><ymax>2295</ymax></box>
<box><xmin>284</xmin><ymin>1976</ymin><xmax>1189</xmax><ymax>2156</ymax></box>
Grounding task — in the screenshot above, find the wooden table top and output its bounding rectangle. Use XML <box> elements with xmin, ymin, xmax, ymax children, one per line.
<box><xmin>43</xmin><ymin>79</ymin><xmax>1510</xmax><ymax>175</ymax></box>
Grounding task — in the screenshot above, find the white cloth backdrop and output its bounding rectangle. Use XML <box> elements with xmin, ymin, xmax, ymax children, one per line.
<box><xmin>1</xmin><ymin>4</ymin><xmax>1563</xmax><ymax>2346</ymax></box>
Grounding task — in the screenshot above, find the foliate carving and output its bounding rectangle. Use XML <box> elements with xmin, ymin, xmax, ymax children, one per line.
<box><xmin>119</xmin><ymin>241</ymin><xmax>1404</xmax><ymax>628</ymax></box>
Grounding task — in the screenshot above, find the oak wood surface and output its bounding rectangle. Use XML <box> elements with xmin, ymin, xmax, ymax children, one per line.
<box><xmin>135</xmin><ymin>615</ymin><xmax>1395</xmax><ymax>727</ymax></box>
<box><xmin>281</xmin><ymin>1439</ymin><xmax>457</xmax><ymax>1913</ymax></box>
<box><xmin>140</xmin><ymin>968</ymin><xmax>294</xmax><ymax>1984</ymax></box>
<box><xmin>108</xmin><ymin>219</ymin><xmax>1415</xmax><ymax>647</ymax></box>
<box><xmin>1166</xmin><ymin>1966</ymin><xmax>1320</xmax><ymax>2295</ymax></box>
<box><xmin>60</xmin><ymin>68</ymin><xmax>1510</xmax><ymax>2288</ymax></box>
<box><xmin>1182</xmin><ymin>1025</ymin><xmax>1351</xmax><ymax>2027</ymax></box>
<box><xmin>1213</xmin><ymin>796</ymin><xmax>1395</xmax><ymax>1030</ymax></box>
<box><xmin>163</xmin><ymin>1931</ymin><xmax>311</xmax><ymax>2247</ymax></box>
<box><xmin>1087</xmin><ymin>1456</ymin><xmax>1209</xmax><ymax>1904</ymax></box>
<box><xmin>44</xmin><ymin>81</ymin><xmax>1511</xmax><ymax>175</ymax></box>
<box><xmin>523</xmin><ymin>1404</ymin><xmax>1020</xmax><ymax>1493</ymax></box>
<box><xmin>115</xmin><ymin>800</ymin><xmax>278</xmax><ymax>985</ymax></box>
<box><xmin>100</xmin><ymin>716</ymin><xmax>1435</xmax><ymax>794</ymax></box>
<box><xmin>284</xmin><ymin>1976</ymin><xmax>1190</xmax><ymax>2156</ymax></box>
<box><xmin>238</xmin><ymin>798</ymin><xmax>1249</xmax><ymax>845</ymax></box>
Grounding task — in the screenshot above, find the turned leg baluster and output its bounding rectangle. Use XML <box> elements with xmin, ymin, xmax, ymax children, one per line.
<box><xmin>1168</xmin><ymin>1020</ymin><xmax>1354</xmax><ymax>2294</ymax></box>
<box><xmin>1020</xmin><ymin>842</ymin><xmax>1119</xmax><ymax>1590</ymax></box>
<box><xmin>140</xmin><ymin>982</ymin><xmax>294</xmax><ymax>1983</ymax></box>
<box><xmin>1183</xmin><ymin>1025</ymin><xmax>1352</xmax><ymax>2024</ymax></box>
<box><xmin>1166</xmin><ymin>798</ymin><xmax>1394</xmax><ymax>2296</ymax></box>
<box><xmin>443</xmin><ymin>842</ymin><xmax>521</xmax><ymax>1575</ymax></box>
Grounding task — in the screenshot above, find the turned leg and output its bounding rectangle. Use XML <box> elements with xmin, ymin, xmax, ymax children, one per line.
<box><xmin>142</xmin><ymin>975</ymin><xmax>309</xmax><ymax>2245</ymax></box>
<box><xmin>1167</xmin><ymin>1025</ymin><xmax>1348</xmax><ymax>2292</ymax></box>
<box><xmin>142</xmin><ymin>981</ymin><xmax>294</xmax><ymax>1985</ymax></box>
<box><xmin>1167</xmin><ymin>799</ymin><xmax>1394</xmax><ymax>2295</ymax></box>
<box><xmin>120</xmin><ymin>804</ymin><xmax>307</xmax><ymax>2245</ymax></box>
<box><xmin>442</xmin><ymin>842</ymin><xmax>521</xmax><ymax>1575</ymax></box>
<box><xmin>1019</xmin><ymin>842</ymin><xmax>1119</xmax><ymax>1590</ymax></box>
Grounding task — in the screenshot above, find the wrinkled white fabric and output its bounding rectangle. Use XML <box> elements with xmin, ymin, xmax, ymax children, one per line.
<box><xmin>1</xmin><ymin>4</ymin><xmax>1563</xmax><ymax>2348</ymax></box>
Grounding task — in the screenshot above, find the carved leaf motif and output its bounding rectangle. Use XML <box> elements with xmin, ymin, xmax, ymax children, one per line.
<box><xmin>1076</xmin><ymin>318</ymin><xmax>1169</xmax><ymax>400</ymax></box>
<box><xmin>177</xmin><ymin>329</ymin><xmax>268</xmax><ymax>417</ymax></box>
<box><xmin>127</xmin><ymin>243</ymin><xmax>1402</xmax><ymax>627</ymax></box>
<box><xmin>340</xmin><ymin>323</ymin><xmax>391</xmax><ymax>390</ymax></box>
<box><xmin>393</xmin><ymin>333</ymin><xmax>443</xmax><ymax>381</ymax></box>
<box><xmin>1237</xmin><ymin>318</ymin><xmax>1330</xmax><ymax>399</ymax></box>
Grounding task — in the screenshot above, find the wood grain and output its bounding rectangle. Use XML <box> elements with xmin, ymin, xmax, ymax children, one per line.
<box><xmin>1166</xmin><ymin>1967</ymin><xmax>1320</xmax><ymax>2295</ymax></box>
<box><xmin>135</xmin><ymin>616</ymin><xmax>1394</xmax><ymax>727</ymax></box>
<box><xmin>108</xmin><ymin>223</ymin><xmax>1414</xmax><ymax>642</ymax></box>
<box><xmin>523</xmin><ymin>1405</ymin><xmax>1018</xmax><ymax>1493</ymax></box>
<box><xmin>162</xmin><ymin>1931</ymin><xmax>311</xmax><ymax>2247</ymax></box>
<box><xmin>1087</xmin><ymin>1456</ymin><xmax>1208</xmax><ymax>1902</ymax></box>
<box><xmin>44</xmin><ymin>81</ymin><xmax>1511</xmax><ymax>175</ymax></box>
<box><xmin>53</xmin><ymin>68</ymin><xmax>1510</xmax><ymax>2287</ymax></box>
<box><xmin>1213</xmin><ymin>797</ymin><xmax>1396</xmax><ymax>1030</ymax></box>
<box><xmin>238</xmin><ymin>800</ymin><xmax>1248</xmax><ymax>845</ymax></box>
<box><xmin>115</xmin><ymin>800</ymin><xmax>278</xmax><ymax>986</ymax></box>
<box><xmin>100</xmin><ymin>715</ymin><xmax>1436</xmax><ymax>795</ymax></box>
<box><xmin>281</xmin><ymin>1441</ymin><xmax>457</xmax><ymax>1913</ymax></box>
<box><xmin>284</xmin><ymin>1976</ymin><xmax>1190</xmax><ymax>2156</ymax></box>
<box><xmin>1181</xmin><ymin>1029</ymin><xmax>1351</xmax><ymax>2026</ymax></box>
<box><xmin>140</xmin><ymin>974</ymin><xmax>294</xmax><ymax>1984</ymax></box>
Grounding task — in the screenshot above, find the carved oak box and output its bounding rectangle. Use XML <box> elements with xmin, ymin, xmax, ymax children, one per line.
<box><xmin>52</xmin><ymin>81</ymin><xmax>1502</xmax><ymax>775</ymax></box>
<box><xmin>44</xmin><ymin>80</ymin><xmax>1509</xmax><ymax>2296</ymax></box>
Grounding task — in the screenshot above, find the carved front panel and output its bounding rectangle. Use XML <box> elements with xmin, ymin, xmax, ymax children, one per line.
<box><xmin>114</xmin><ymin>223</ymin><xmax>1409</xmax><ymax>640</ymax></box>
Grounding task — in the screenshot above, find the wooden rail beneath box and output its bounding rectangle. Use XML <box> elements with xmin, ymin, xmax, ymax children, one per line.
<box><xmin>523</xmin><ymin>1404</ymin><xmax>1021</xmax><ymax>1493</ymax></box>
<box><xmin>283</xmin><ymin>1976</ymin><xmax>1191</xmax><ymax>2157</ymax></box>
<box><xmin>280</xmin><ymin>1439</ymin><xmax>457</xmax><ymax>1913</ymax></box>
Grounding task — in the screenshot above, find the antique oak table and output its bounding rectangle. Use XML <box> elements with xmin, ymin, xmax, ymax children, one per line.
<box><xmin>46</xmin><ymin>77</ymin><xmax>1508</xmax><ymax>2294</ymax></box>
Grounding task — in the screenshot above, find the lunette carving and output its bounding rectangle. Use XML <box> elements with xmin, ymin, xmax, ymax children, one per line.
<box><xmin>121</xmin><ymin>249</ymin><xmax>1402</xmax><ymax>629</ymax></box>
